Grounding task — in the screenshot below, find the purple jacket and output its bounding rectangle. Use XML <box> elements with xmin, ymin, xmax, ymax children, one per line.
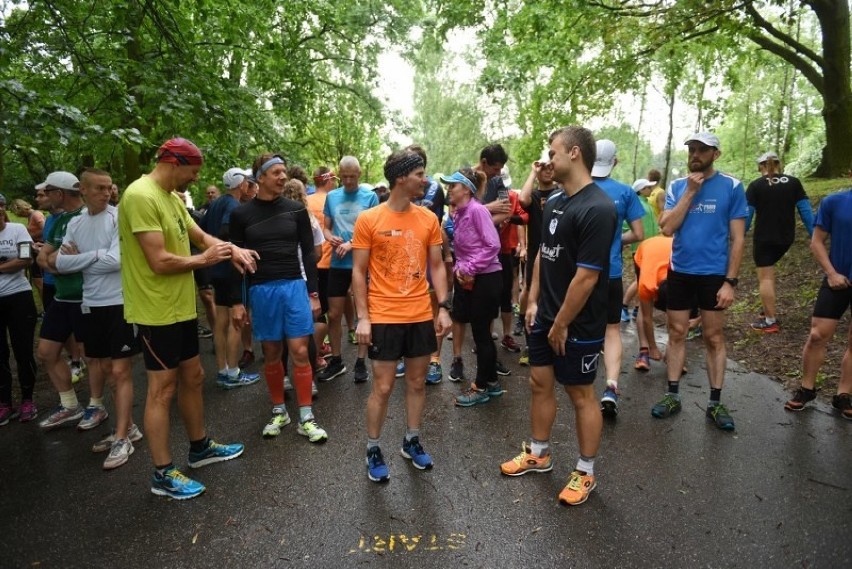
<box><xmin>452</xmin><ymin>198</ymin><xmax>502</xmax><ymax>276</ymax></box>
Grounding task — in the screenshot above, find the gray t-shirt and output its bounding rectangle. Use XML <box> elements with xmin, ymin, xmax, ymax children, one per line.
<box><xmin>0</xmin><ymin>222</ymin><xmax>33</xmax><ymax>297</ymax></box>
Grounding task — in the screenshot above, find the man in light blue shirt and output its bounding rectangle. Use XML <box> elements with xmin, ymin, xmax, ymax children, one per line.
<box><xmin>318</xmin><ymin>156</ymin><xmax>379</xmax><ymax>383</ymax></box>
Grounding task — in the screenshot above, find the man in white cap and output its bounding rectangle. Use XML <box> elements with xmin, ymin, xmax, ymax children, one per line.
<box><xmin>591</xmin><ymin>140</ymin><xmax>645</xmax><ymax>418</ymax></box>
<box><xmin>199</xmin><ymin>168</ymin><xmax>261</xmax><ymax>390</ymax></box>
<box><xmin>34</xmin><ymin>171</ymin><xmax>96</xmax><ymax>431</ymax></box>
<box><xmin>656</xmin><ymin>132</ymin><xmax>747</xmax><ymax>431</ymax></box>
<box><xmin>745</xmin><ymin>152</ymin><xmax>813</xmax><ymax>333</ymax></box>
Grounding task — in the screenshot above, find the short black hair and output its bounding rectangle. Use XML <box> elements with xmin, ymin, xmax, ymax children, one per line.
<box><xmin>480</xmin><ymin>144</ymin><xmax>508</xmax><ymax>166</ymax></box>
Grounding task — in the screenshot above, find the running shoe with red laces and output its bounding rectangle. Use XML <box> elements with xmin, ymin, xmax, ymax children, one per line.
<box><xmin>558</xmin><ymin>470</ymin><xmax>596</xmax><ymax>506</ymax></box>
<box><xmin>500</xmin><ymin>442</ymin><xmax>553</xmax><ymax>476</ymax></box>
<box><xmin>501</xmin><ymin>335</ymin><xmax>521</xmax><ymax>353</ymax></box>
<box><xmin>751</xmin><ymin>317</ymin><xmax>780</xmax><ymax>333</ymax></box>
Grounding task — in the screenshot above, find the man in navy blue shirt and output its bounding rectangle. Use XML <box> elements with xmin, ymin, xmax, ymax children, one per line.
<box><xmin>655</xmin><ymin>132</ymin><xmax>747</xmax><ymax>431</ymax></box>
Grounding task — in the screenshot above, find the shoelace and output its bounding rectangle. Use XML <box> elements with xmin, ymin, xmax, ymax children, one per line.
<box><xmin>566</xmin><ymin>472</ymin><xmax>585</xmax><ymax>491</ymax></box>
<box><xmin>167</xmin><ymin>469</ymin><xmax>191</xmax><ymax>484</ymax></box>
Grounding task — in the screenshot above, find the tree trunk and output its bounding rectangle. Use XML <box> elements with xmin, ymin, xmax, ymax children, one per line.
<box><xmin>663</xmin><ymin>85</ymin><xmax>676</xmax><ymax>187</ymax></box>
<box><xmin>812</xmin><ymin>0</ymin><xmax>852</xmax><ymax>177</ymax></box>
<box><xmin>633</xmin><ymin>92</ymin><xmax>646</xmax><ymax>180</ymax></box>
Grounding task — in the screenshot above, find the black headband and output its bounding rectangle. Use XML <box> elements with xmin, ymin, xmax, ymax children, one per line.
<box><xmin>384</xmin><ymin>154</ymin><xmax>425</xmax><ymax>185</ymax></box>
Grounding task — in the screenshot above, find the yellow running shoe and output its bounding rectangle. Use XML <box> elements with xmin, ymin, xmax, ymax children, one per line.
<box><xmin>500</xmin><ymin>442</ymin><xmax>553</xmax><ymax>476</ymax></box>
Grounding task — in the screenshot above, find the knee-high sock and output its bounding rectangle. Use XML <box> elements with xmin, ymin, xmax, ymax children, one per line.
<box><xmin>293</xmin><ymin>364</ymin><xmax>313</xmax><ymax>408</ymax></box>
<box><xmin>265</xmin><ymin>361</ymin><xmax>285</xmax><ymax>406</ymax></box>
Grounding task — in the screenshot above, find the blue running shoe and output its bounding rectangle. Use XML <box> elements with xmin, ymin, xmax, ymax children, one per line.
<box><xmin>151</xmin><ymin>467</ymin><xmax>205</xmax><ymax>500</ymax></box>
<box><xmin>620</xmin><ymin>307</ymin><xmax>631</xmax><ymax>322</ymax></box>
<box><xmin>218</xmin><ymin>371</ymin><xmax>261</xmax><ymax>390</ymax></box>
<box><xmin>455</xmin><ymin>386</ymin><xmax>491</xmax><ymax>407</ymax></box>
<box><xmin>367</xmin><ymin>446</ymin><xmax>389</xmax><ymax>482</ymax></box>
<box><xmin>601</xmin><ymin>385</ymin><xmax>620</xmax><ymax>417</ymax></box>
<box><xmin>395</xmin><ymin>360</ymin><xmax>405</xmax><ymax>378</ymax></box>
<box><xmin>425</xmin><ymin>361</ymin><xmax>442</xmax><ymax>384</ymax></box>
<box><xmin>188</xmin><ymin>440</ymin><xmax>245</xmax><ymax>468</ymax></box>
<box><xmin>401</xmin><ymin>436</ymin><xmax>433</xmax><ymax>470</ymax></box>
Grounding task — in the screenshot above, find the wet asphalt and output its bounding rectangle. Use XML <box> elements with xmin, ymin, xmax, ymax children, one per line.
<box><xmin>0</xmin><ymin>322</ymin><xmax>850</xmax><ymax>569</ymax></box>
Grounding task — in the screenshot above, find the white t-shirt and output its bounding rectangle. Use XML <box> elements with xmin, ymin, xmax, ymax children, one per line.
<box><xmin>55</xmin><ymin>205</ymin><xmax>123</xmax><ymax>307</ymax></box>
<box><xmin>0</xmin><ymin>222</ymin><xmax>33</xmax><ymax>297</ymax></box>
<box><xmin>298</xmin><ymin>216</ymin><xmax>326</xmax><ymax>280</ymax></box>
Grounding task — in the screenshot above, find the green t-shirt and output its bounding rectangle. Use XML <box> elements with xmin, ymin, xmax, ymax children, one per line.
<box><xmin>118</xmin><ymin>176</ymin><xmax>198</xmax><ymax>326</ymax></box>
<box><xmin>626</xmin><ymin>196</ymin><xmax>660</xmax><ymax>254</ymax></box>
<box><xmin>47</xmin><ymin>206</ymin><xmax>84</xmax><ymax>301</ymax></box>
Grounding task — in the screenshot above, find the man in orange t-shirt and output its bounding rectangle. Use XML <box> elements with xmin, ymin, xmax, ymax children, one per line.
<box><xmin>306</xmin><ymin>167</ymin><xmax>338</xmax><ymax>363</ymax></box>
<box><xmin>633</xmin><ymin>235</ymin><xmax>673</xmax><ymax>369</ymax></box>
<box><xmin>352</xmin><ymin>149</ymin><xmax>452</xmax><ymax>483</ymax></box>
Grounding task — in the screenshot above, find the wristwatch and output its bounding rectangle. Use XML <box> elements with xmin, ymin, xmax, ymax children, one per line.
<box><xmin>438</xmin><ymin>299</ymin><xmax>452</xmax><ymax>311</ymax></box>
<box><xmin>724</xmin><ymin>277</ymin><xmax>739</xmax><ymax>287</ymax></box>
<box><xmin>309</xmin><ymin>292</ymin><xmax>319</xmax><ymax>298</ymax></box>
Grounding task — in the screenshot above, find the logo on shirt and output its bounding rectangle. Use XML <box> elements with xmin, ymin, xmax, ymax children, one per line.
<box><xmin>540</xmin><ymin>244</ymin><xmax>563</xmax><ymax>262</ymax></box>
<box><xmin>689</xmin><ymin>200</ymin><xmax>717</xmax><ymax>215</ymax></box>
<box><xmin>549</xmin><ymin>218</ymin><xmax>558</xmax><ymax>235</ymax></box>
<box><xmin>378</xmin><ymin>230</ymin><xmax>404</xmax><ymax>237</ymax></box>
<box><xmin>768</xmin><ymin>176</ymin><xmax>790</xmax><ymax>184</ymax></box>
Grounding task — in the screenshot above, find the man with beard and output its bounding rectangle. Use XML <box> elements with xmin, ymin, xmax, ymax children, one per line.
<box><xmin>654</xmin><ymin>133</ymin><xmax>747</xmax><ymax>431</ymax></box>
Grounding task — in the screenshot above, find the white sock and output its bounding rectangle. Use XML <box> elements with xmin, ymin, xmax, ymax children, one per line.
<box><xmin>219</xmin><ymin>367</ymin><xmax>229</xmax><ymax>376</ymax></box>
<box><xmin>606</xmin><ymin>379</ymin><xmax>618</xmax><ymax>390</ymax></box>
<box><xmin>765</xmin><ymin>317</ymin><xmax>776</xmax><ymax>325</ymax></box>
<box><xmin>576</xmin><ymin>456</ymin><xmax>595</xmax><ymax>475</ymax></box>
<box><xmin>60</xmin><ymin>390</ymin><xmax>79</xmax><ymax>410</ymax></box>
<box><xmin>89</xmin><ymin>397</ymin><xmax>104</xmax><ymax>408</ymax></box>
<box><xmin>530</xmin><ymin>439</ymin><xmax>550</xmax><ymax>457</ymax></box>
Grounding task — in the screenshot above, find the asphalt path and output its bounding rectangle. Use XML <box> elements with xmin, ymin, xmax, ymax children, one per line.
<box><xmin>1</xmin><ymin>322</ymin><xmax>850</xmax><ymax>568</ymax></box>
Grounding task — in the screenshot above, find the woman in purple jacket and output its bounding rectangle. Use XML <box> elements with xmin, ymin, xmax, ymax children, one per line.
<box><xmin>440</xmin><ymin>168</ymin><xmax>504</xmax><ymax>407</ymax></box>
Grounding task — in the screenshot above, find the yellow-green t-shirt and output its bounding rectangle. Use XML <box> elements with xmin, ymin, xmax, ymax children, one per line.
<box><xmin>118</xmin><ymin>175</ymin><xmax>197</xmax><ymax>325</ymax></box>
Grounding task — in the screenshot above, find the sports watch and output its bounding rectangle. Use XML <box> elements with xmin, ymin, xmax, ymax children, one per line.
<box><xmin>724</xmin><ymin>277</ymin><xmax>739</xmax><ymax>287</ymax></box>
<box><xmin>438</xmin><ymin>299</ymin><xmax>452</xmax><ymax>311</ymax></box>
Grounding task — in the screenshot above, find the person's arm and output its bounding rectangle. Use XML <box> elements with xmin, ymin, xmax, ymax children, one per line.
<box><xmin>622</xmin><ymin>218</ymin><xmax>644</xmax><ymax>246</ymax></box>
<box><xmin>37</xmin><ymin>242</ymin><xmax>56</xmax><ymax>272</ymax></box>
<box><xmin>660</xmin><ymin>175</ymin><xmax>702</xmax><ymax>236</ymax></box>
<box><xmin>509</xmin><ymin>193</ymin><xmax>528</xmax><ymax>225</ymax></box>
<box><xmin>525</xmin><ymin>251</ymin><xmax>541</xmax><ymax>332</ymax></box>
<box><xmin>135</xmin><ymin>229</ymin><xmax>230</xmax><ymax>275</ymax></box>
<box><xmin>811</xmin><ymin>226</ymin><xmax>850</xmax><ymax>289</ymax></box>
<box><xmin>55</xmin><ymin>221</ymin><xmax>99</xmax><ymax>274</ymax></box>
<box><xmin>796</xmin><ymin>199</ymin><xmax>815</xmax><ymax>238</ymax></box>
<box><xmin>456</xmin><ymin>207</ymin><xmax>501</xmax><ymax>276</ymax></box>
<box><xmin>548</xmin><ymin>267</ymin><xmax>601</xmax><ymax>356</ymax></box>
<box><xmin>518</xmin><ymin>164</ymin><xmax>538</xmax><ymax>209</ymax></box>
<box><xmin>484</xmin><ymin>199</ymin><xmax>511</xmax><ymax>225</ymax></box>
<box><xmin>428</xmin><ymin>243</ymin><xmax>452</xmax><ymax>336</ymax></box>
<box><xmin>86</xmin><ymin>228</ymin><xmax>121</xmax><ymax>275</ymax></box>
<box><xmin>187</xmin><ymin>222</ymin><xmax>257</xmax><ymax>274</ymax></box>
<box><xmin>297</xmin><ymin>208</ymin><xmax>319</xmax><ymax>297</ymax></box>
<box><xmin>715</xmin><ymin>217</ymin><xmax>746</xmax><ymax>309</ymax></box>
<box><xmin>352</xmin><ymin>248</ymin><xmax>371</xmax><ymax>345</ymax></box>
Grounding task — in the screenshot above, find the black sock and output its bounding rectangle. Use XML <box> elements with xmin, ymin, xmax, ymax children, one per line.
<box><xmin>802</xmin><ymin>387</ymin><xmax>816</xmax><ymax>396</ymax></box>
<box><xmin>710</xmin><ymin>388</ymin><xmax>722</xmax><ymax>404</ymax></box>
<box><xmin>639</xmin><ymin>346</ymin><xmax>649</xmax><ymax>353</ymax></box>
<box><xmin>155</xmin><ymin>462</ymin><xmax>174</xmax><ymax>475</ymax></box>
<box><xmin>189</xmin><ymin>437</ymin><xmax>209</xmax><ymax>453</ymax></box>
<box><xmin>356</xmin><ymin>357</ymin><xmax>365</xmax><ymax>365</ymax></box>
<box><xmin>668</xmin><ymin>381</ymin><xmax>680</xmax><ymax>394</ymax></box>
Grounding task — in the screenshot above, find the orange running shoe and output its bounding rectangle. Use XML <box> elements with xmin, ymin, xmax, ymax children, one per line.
<box><xmin>558</xmin><ymin>470</ymin><xmax>596</xmax><ymax>506</ymax></box>
<box><xmin>500</xmin><ymin>443</ymin><xmax>553</xmax><ymax>476</ymax></box>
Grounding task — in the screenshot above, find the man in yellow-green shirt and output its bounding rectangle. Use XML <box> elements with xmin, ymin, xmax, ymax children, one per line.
<box><xmin>119</xmin><ymin>137</ymin><xmax>258</xmax><ymax>500</ymax></box>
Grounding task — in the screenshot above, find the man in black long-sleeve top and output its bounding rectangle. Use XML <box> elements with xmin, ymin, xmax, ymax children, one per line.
<box><xmin>229</xmin><ymin>153</ymin><xmax>326</xmax><ymax>443</ymax></box>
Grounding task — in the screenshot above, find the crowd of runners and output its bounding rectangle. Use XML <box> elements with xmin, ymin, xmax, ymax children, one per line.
<box><xmin>0</xmin><ymin>127</ymin><xmax>849</xmax><ymax>505</ymax></box>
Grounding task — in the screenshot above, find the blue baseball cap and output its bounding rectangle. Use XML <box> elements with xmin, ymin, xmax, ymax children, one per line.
<box><xmin>439</xmin><ymin>171</ymin><xmax>476</xmax><ymax>194</ymax></box>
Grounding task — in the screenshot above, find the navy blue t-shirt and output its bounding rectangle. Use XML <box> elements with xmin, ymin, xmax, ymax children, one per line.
<box><xmin>537</xmin><ymin>184</ymin><xmax>616</xmax><ymax>341</ymax></box>
<box><xmin>200</xmin><ymin>194</ymin><xmax>240</xmax><ymax>279</ymax></box>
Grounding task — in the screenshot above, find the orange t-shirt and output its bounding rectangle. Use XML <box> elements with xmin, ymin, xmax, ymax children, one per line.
<box><xmin>634</xmin><ymin>235</ymin><xmax>673</xmax><ymax>302</ymax></box>
<box><xmin>352</xmin><ymin>203</ymin><xmax>442</xmax><ymax>324</ymax></box>
<box><xmin>307</xmin><ymin>191</ymin><xmax>332</xmax><ymax>269</ymax></box>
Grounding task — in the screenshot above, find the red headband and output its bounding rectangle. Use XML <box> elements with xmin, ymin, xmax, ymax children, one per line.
<box><xmin>157</xmin><ymin>138</ymin><xmax>203</xmax><ymax>166</ymax></box>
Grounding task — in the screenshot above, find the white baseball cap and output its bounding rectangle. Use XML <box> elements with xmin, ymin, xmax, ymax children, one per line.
<box><xmin>684</xmin><ymin>132</ymin><xmax>721</xmax><ymax>150</ymax></box>
<box><xmin>223</xmin><ymin>167</ymin><xmax>248</xmax><ymax>190</ymax></box>
<box><xmin>591</xmin><ymin>140</ymin><xmax>617</xmax><ymax>178</ymax></box>
<box><xmin>35</xmin><ymin>171</ymin><xmax>80</xmax><ymax>191</ymax></box>
<box><xmin>757</xmin><ymin>151</ymin><xmax>780</xmax><ymax>164</ymax></box>
<box><xmin>631</xmin><ymin>178</ymin><xmax>656</xmax><ymax>193</ymax></box>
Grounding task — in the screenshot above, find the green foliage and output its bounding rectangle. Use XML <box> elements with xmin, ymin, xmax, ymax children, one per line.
<box><xmin>0</xmin><ymin>0</ymin><xmax>423</xmax><ymax>194</ymax></box>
